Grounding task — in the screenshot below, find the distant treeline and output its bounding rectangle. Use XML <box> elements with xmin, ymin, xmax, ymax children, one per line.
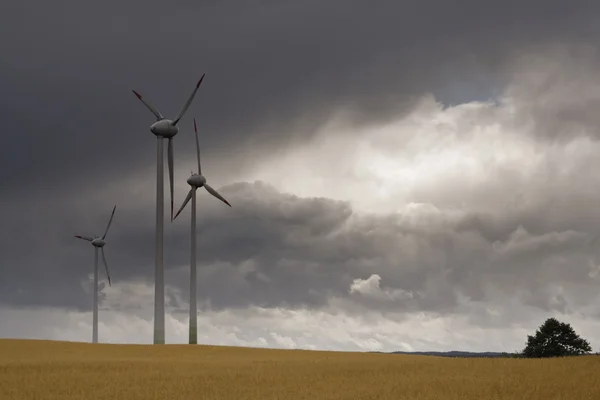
<box><xmin>370</xmin><ymin>351</ymin><xmax>517</xmax><ymax>358</ymax></box>
<box><xmin>371</xmin><ymin>351</ymin><xmax>600</xmax><ymax>358</ymax></box>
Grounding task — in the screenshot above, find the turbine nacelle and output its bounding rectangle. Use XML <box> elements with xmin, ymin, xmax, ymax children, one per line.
<box><xmin>187</xmin><ymin>174</ymin><xmax>206</xmax><ymax>188</ymax></box>
<box><xmin>150</xmin><ymin>120</ymin><xmax>179</xmax><ymax>138</ymax></box>
<box><xmin>91</xmin><ymin>238</ymin><xmax>106</xmax><ymax>248</ymax></box>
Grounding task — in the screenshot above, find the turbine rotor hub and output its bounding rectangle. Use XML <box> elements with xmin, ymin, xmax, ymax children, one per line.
<box><xmin>150</xmin><ymin>119</ymin><xmax>179</xmax><ymax>138</ymax></box>
<box><xmin>187</xmin><ymin>174</ymin><xmax>206</xmax><ymax>188</ymax></box>
<box><xmin>91</xmin><ymin>238</ymin><xmax>106</xmax><ymax>247</ymax></box>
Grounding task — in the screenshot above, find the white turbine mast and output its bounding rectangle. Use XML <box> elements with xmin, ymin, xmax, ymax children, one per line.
<box><xmin>74</xmin><ymin>205</ymin><xmax>116</xmax><ymax>344</ymax></box>
<box><xmin>173</xmin><ymin>118</ymin><xmax>231</xmax><ymax>345</ymax></box>
<box><xmin>132</xmin><ymin>73</ymin><xmax>206</xmax><ymax>345</ymax></box>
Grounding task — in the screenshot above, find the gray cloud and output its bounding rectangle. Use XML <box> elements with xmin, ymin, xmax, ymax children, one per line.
<box><xmin>3</xmin><ymin>0</ymin><xmax>600</xmax><ymax>350</ymax></box>
<box><xmin>3</xmin><ymin>176</ymin><xmax>600</xmax><ymax>319</ymax></box>
<box><xmin>2</xmin><ymin>0</ymin><xmax>599</xmax><ymax>192</ymax></box>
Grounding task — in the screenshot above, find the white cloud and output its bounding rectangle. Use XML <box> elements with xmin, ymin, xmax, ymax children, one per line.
<box><xmin>242</xmin><ymin>94</ymin><xmax>541</xmax><ymax>214</ymax></box>
<box><xmin>240</xmin><ymin>52</ymin><xmax>600</xmax><ymax>222</ymax></box>
<box><xmin>3</xmin><ymin>301</ymin><xmax>600</xmax><ymax>353</ymax></box>
<box><xmin>349</xmin><ymin>274</ymin><xmax>414</xmax><ymax>301</ymax></box>
<box><xmin>269</xmin><ymin>332</ymin><xmax>297</xmax><ymax>349</ymax></box>
<box><xmin>3</xmin><ymin>281</ymin><xmax>600</xmax><ymax>353</ymax></box>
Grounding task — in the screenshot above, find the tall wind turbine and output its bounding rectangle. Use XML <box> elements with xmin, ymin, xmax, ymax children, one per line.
<box><xmin>132</xmin><ymin>74</ymin><xmax>205</xmax><ymax>345</ymax></box>
<box><xmin>173</xmin><ymin>118</ymin><xmax>231</xmax><ymax>345</ymax></box>
<box><xmin>74</xmin><ymin>205</ymin><xmax>116</xmax><ymax>344</ymax></box>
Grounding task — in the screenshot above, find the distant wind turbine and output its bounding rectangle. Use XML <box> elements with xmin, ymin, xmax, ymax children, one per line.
<box><xmin>173</xmin><ymin>118</ymin><xmax>231</xmax><ymax>345</ymax></box>
<box><xmin>132</xmin><ymin>74</ymin><xmax>205</xmax><ymax>344</ymax></box>
<box><xmin>74</xmin><ymin>205</ymin><xmax>116</xmax><ymax>344</ymax></box>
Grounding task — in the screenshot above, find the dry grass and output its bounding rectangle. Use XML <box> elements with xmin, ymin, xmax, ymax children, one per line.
<box><xmin>1</xmin><ymin>339</ymin><xmax>599</xmax><ymax>400</ymax></box>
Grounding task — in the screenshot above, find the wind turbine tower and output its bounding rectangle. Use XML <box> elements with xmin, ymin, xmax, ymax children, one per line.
<box><xmin>173</xmin><ymin>118</ymin><xmax>231</xmax><ymax>344</ymax></box>
<box><xmin>74</xmin><ymin>205</ymin><xmax>116</xmax><ymax>343</ymax></box>
<box><xmin>132</xmin><ymin>74</ymin><xmax>205</xmax><ymax>344</ymax></box>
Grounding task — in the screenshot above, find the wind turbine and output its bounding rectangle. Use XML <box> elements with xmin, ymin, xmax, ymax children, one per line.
<box><xmin>132</xmin><ymin>73</ymin><xmax>205</xmax><ymax>345</ymax></box>
<box><xmin>173</xmin><ymin>118</ymin><xmax>231</xmax><ymax>345</ymax></box>
<box><xmin>74</xmin><ymin>205</ymin><xmax>116</xmax><ymax>344</ymax></box>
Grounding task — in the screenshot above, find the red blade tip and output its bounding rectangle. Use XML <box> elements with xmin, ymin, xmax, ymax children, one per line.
<box><xmin>196</xmin><ymin>73</ymin><xmax>205</xmax><ymax>88</ymax></box>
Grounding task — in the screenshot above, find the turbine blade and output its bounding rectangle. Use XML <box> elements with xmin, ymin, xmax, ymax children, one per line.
<box><xmin>100</xmin><ymin>248</ymin><xmax>111</xmax><ymax>287</ymax></box>
<box><xmin>194</xmin><ymin>118</ymin><xmax>201</xmax><ymax>175</ymax></box>
<box><xmin>204</xmin><ymin>184</ymin><xmax>232</xmax><ymax>207</ymax></box>
<box><xmin>173</xmin><ymin>188</ymin><xmax>195</xmax><ymax>220</ymax></box>
<box><xmin>168</xmin><ymin>137</ymin><xmax>174</xmax><ymax>221</ymax></box>
<box><xmin>132</xmin><ymin>90</ymin><xmax>164</xmax><ymax>120</ymax></box>
<box><xmin>172</xmin><ymin>74</ymin><xmax>205</xmax><ymax>126</ymax></box>
<box><xmin>75</xmin><ymin>235</ymin><xmax>93</xmax><ymax>241</ymax></box>
<box><xmin>102</xmin><ymin>205</ymin><xmax>116</xmax><ymax>240</ymax></box>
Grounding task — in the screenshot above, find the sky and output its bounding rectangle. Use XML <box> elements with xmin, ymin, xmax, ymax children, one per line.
<box><xmin>2</xmin><ymin>0</ymin><xmax>600</xmax><ymax>353</ymax></box>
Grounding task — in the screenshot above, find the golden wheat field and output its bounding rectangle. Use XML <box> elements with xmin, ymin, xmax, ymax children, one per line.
<box><xmin>1</xmin><ymin>339</ymin><xmax>599</xmax><ymax>400</ymax></box>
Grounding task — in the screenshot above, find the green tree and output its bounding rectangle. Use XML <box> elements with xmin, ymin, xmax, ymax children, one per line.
<box><xmin>522</xmin><ymin>317</ymin><xmax>592</xmax><ymax>358</ymax></box>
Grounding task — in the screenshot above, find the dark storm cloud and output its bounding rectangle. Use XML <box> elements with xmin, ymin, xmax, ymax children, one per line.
<box><xmin>2</xmin><ymin>180</ymin><xmax>600</xmax><ymax>317</ymax></box>
<box><xmin>2</xmin><ymin>0</ymin><xmax>599</xmax><ymax>194</ymax></box>
<box><xmin>499</xmin><ymin>45</ymin><xmax>600</xmax><ymax>143</ymax></box>
<box><xmin>3</xmin><ymin>0</ymin><xmax>600</xmax><ymax>316</ymax></box>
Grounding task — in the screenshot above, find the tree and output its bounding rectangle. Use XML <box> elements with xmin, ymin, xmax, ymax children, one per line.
<box><xmin>521</xmin><ymin>317</ymin><xmax>592</xmax><ymax>358</ymax></box>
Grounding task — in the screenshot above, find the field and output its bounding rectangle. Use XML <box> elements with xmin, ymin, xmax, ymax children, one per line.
<box><xmin>1</xmin><ymin>340</ymin><xmax>600</xmax><ymax>400</ymax></box>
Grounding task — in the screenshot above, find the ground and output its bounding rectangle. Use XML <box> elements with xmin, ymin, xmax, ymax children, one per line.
<box><xmin>1</xmin><ymin>339</ymin><xmax>599</xmax><ymax>399</ymax></box>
